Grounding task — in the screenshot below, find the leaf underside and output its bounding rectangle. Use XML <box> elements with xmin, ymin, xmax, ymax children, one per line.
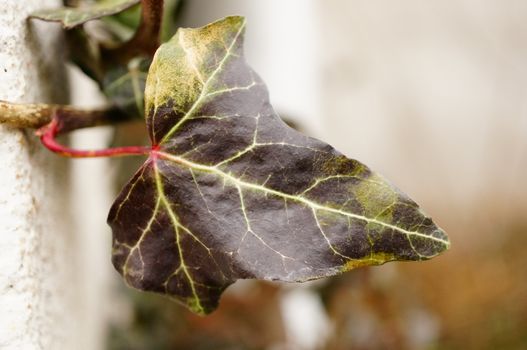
<box><xmin>108</xmin><ymin>16</ymin><xmax>450</xmax><ymax>315</ymax></box>
<box><xmin>30</xmin><ymin>0</ymin><xmax>140</xmax><ymax>29</ymax></box>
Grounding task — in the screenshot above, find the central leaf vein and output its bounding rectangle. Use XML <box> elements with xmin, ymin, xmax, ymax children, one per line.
<box><xmin>156</xmin><ymin>152</ymin><xmax>450</xmax><ymax>249</ymax></box>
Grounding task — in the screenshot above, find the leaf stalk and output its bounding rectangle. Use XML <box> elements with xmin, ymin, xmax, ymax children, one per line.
<box><xmin>0</xmin><ymin>100</ymin><xmax>147</xmax><ymax>158</ymax></box>
<box><xmin>37</xmin><ymin>115</ymin><xmax>150</xmax><ymax>158</ymax></box>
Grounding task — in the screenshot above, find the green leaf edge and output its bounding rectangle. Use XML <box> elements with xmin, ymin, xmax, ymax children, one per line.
<box><xmin>29</xmin><ymin>0</ymin><xmax>141</xmax><ymax>29</ymax></box>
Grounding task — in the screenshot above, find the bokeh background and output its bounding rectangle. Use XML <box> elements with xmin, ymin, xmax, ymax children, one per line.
<box><xmin>69</xmin><ymin>1</ymin><xmax>527</xmax><ymax>349</ymax></box>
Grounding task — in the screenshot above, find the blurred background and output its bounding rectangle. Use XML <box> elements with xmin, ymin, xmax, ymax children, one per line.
<box><xmin>69</xmin><ymin>0</ymin><xmax>527</xmax><ymax>349</ymax></box>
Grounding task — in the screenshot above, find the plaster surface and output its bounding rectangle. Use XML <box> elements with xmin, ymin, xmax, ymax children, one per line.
<box><xmin>0</xmin><ymin>1</ymin><xmax>88</xmax><ymax>349</ymax></box>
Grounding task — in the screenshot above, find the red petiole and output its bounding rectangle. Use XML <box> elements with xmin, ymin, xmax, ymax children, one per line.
<box><xmin>37</xmin><ymin>116</ymin><xmax>151</xmax><ymax>158</ymax></box>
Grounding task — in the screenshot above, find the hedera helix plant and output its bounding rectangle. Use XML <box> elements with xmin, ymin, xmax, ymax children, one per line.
<box><xmin>0</xmin><ymin>0</ymin><xmax>450</xmax><ymax>315</ymax></box>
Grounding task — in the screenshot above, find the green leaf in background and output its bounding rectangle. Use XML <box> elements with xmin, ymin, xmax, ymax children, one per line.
<box><xmin>65</xmin><ymin>28</ymin><xmax>105</xmax><ymax>82</ymax></box>
<box><xmin>30</xmin><ymin>0</ymin><xmax>140</xmax><ymax>29</ymax></box>
<box><xmin>108</xmin><ymin>16</ymin><xmax>450</xmax><ymax>315</ymax></box>
<box><xmin>103</xmin><ymin>57</ymin><xmax>151</xmax><ymax>118</ymax></box>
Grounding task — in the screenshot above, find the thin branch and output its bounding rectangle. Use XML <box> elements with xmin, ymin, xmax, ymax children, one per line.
<box><xmin>0</xmin><ymin>101</ymin><xmax>55</xmax><ymax>129</ymax></box>
<box><xmin>102</xmin><ymin>0</ymin><xmax>164</xmax><ymax>65</ymax></box>
<box><xmin>0</xmin><ymin>100</ymin><xmax>131</xmax><ymax>131</ymax></box>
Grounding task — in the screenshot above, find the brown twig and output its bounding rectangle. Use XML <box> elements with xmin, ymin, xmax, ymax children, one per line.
<box><xmin>102</xmin><ymin>0</ymin><xmax>164</xmax><ymax>66</ymax></box>
<box><xmin>0</xmin><ymin>100</ymin><xmax>131</xmax><ymax>131</ymax></box>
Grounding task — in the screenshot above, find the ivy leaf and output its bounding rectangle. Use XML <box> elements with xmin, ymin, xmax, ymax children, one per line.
<box><xmin>103</xmin><ymin>57</ymin><xmax>151</xmax><ymax>118</ymax></box>
<box><xmin>108</xmin><ymin>16</ymin><xmax>450</xmax><ymax>315</ymax></box>
<box><xmin>30</xmin><ymin>0</ymin><xmax>140</xmax><ymax>29</ymax></box>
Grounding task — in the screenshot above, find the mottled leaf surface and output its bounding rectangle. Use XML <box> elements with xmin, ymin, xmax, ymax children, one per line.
<box><xmin>30</xmin><ymin>0</ymin><xmax>140</xmax><ymax>29</ymax></box>
<box><xmin>108</xmin><ymin>16</ymin><xmax>450</xmax><ymax>314</ymax></box>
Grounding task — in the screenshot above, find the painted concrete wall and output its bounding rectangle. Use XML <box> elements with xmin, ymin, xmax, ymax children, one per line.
<box><xmin>0</xmin><ymin>1</ymin><xmax>108</xmax><ymax>349</ymax></box>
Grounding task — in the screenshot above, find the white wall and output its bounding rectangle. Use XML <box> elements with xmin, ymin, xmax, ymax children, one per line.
<box><xmin>0</xmin><ymin>2</ymin><xmax>109</xmax><ymax>349</ymax></box>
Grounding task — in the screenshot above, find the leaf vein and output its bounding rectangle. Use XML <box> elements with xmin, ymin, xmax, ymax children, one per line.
<box><xmin>157</xmin><ymin>152</ymin><xmax>450</xmax><ymax>248</ymax></box>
